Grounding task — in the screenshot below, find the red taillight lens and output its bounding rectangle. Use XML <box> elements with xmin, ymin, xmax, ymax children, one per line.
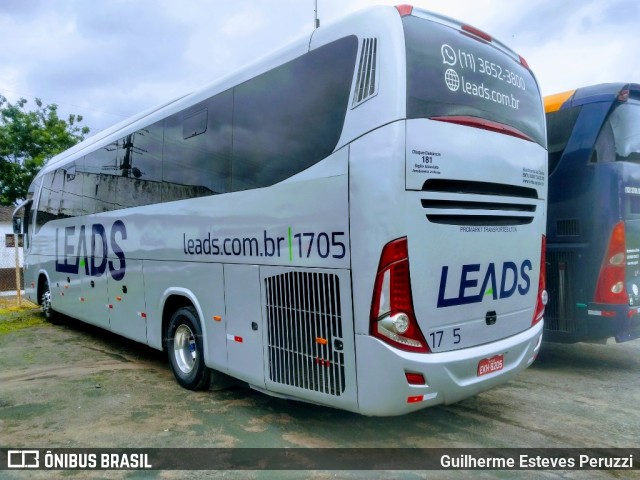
<box><xmin>532</xmin><ymin>235</ymin><xmax>547</xmax><ymax>326</ymax></box>
<box><xmin>618</xmin><ymin>89</ymin><xmax>630</xmax><ymax>102</ymax></box>
<box><xmin>461</xmin><ymin>24</ymin><xmax>492</xmax><ymax>42</ymax></box>
<box><xmin>370</xmin><ymin>237</ymin><xmax>429</xmax><ymax>353</ymax></box>
<box><xmin>594</xmin><ymin>222</ymin><xmax>627</xmax><ymax>304</ymax></box>
<box><xmin>405</xmin><ymin>372</ymin><xmax>426</xmax><ymax>385</ymax></box>
<box><xmin>395</xmin><ymin>5</ymin><xmax>413</xmax><ymax>17</ymax></box>
<box><xmin>430</xmin><ymin>116</ymin><xmax>534</xmax><ymax>143</ymax></box>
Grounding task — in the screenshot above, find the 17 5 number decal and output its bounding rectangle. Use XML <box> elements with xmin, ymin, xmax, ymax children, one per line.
<box><xmin>429</xmin><ymin>327</ymin><xmax>462</xmax><ymax>349</ymax></box>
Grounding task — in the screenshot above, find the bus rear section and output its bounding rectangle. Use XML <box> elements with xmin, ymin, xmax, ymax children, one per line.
<box><xmin>350</xmin><ymin>8</ymin><xmax>547</xmax><ymax>415</ymax></box>
<box><xmin>545</xmin><ymin>83</ymin><xmax>640</xmax><ymax>343</ymax></box>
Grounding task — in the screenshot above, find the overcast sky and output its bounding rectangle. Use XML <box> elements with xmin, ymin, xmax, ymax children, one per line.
<box><xmin>1</xmin><ymin>0</ymin><xmax>638</xmax><ymax>136</ymax></box>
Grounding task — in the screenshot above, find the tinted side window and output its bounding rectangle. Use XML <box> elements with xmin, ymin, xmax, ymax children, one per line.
<box><xmin>546</xmin><ymin>106</ymin><xmax>581</xmax><ymax>173</ymax></box>
<box><xmin>232</xmin><ymin>35</ymin><xmax>358</xmax><ymax>191</ymax></box>
<box><xmin>163</xmin><ymin>90</ymin><xmax>233</xmax><ymax>202</ymax></box>
<box><xmin>60</xmin><ymin>160</ymin><xmax>85</xmax><ymax>217</ymax></box>
<box><xmin>36</xmin><ymin>172</ymin><xmax>57</xmax><ymax>231</ymax></box>
<box><xmin>83</xmin><ymin>141</ymin><xmax>119</xmax><ymax>214</ymax></box>
<box><xmin>114</xmin><ymin>122</ymin><xmax>164</xmax><ymax>208</ymax></box>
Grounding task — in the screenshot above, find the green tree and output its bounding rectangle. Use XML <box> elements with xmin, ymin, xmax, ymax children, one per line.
<box><xmin>0</xmin><ymin>95</ymin><xmax>90</xmax><ymax>205</ymax></box>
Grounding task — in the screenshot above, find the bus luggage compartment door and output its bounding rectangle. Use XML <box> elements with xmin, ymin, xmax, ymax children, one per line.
<box><xmin>223</xmin><ymin>264</ymin><xmax>266</xmax><ymax>388</ymax></box>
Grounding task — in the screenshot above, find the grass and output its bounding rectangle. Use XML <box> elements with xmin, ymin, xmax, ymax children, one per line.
<box><xmin>0</xmin><ymin>296</ymin><xmax>47</xmax><ymax>334</ymax></box>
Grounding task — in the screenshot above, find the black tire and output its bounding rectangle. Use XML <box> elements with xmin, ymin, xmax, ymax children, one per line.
<box><xmin>166</xmin><ymin>306</ymin><xmax>211</xmax><ymax>390</ymax></box>
<box><xmin>40</xmin><ymin>278</ymin><xmax>60</xmax><ymax>324</ymax></box>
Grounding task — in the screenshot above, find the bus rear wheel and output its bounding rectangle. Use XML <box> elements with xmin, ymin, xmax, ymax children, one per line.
<box><xmin>166</xmin><ymin>306</ymin><xmax>211</xmax><ymax>390</ymax></box>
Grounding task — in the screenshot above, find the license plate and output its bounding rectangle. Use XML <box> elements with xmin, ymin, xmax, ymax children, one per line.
<box><xmin>477</xmin><ymin>354</ymin><xmax>504</xmax><ymax>376</ymax></box>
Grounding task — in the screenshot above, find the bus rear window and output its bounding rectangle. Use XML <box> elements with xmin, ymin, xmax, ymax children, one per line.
<box><xmin>403</xmin><ymin>16</ymin><xmax>546</xmax><ymax>147</ymax></box>
<box><xmin>546</xmin><ymin>106</ymin><xmax>581</xmax><ymax>173</ymax></box>
<box><xmin>609</xmin><ymin>98</ymin><xmax>640</xmax><ymax>162</ymax></box>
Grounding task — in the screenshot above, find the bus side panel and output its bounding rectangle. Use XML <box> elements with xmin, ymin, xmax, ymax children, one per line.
<box><xmin>143</xmin><ymin>261</ymin><xmax>227</xmax><ymax>367</ymax></box>
<box><xmin>22</xmin><ymin>254</ymin><xmax>39</xmax><ymax>304</ymax></box>
<box><xmin>348</xmin><ymin>122</ymin><xmax>407</xmax><ymax>336</ymax></box>
<box><xmin>79</xmin><ymin>262</ymin><xmax>110</xmax><ymax>330</ymax></box>
<box><xmin>109</xmin><ymin>259</ymin><xmax>147</xmax><ymax>344</ymax></box>
<box><xmin>224</xmin><ymin>264</ymin><xmax>266</xmax><ymax>388</ymax></box>
<box><xmin>53</xmin><ymin>256</ymin><xmax>83</xmax><ymax>318</ymax></box>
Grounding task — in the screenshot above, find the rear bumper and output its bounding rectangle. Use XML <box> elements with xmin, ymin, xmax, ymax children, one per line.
<box><xmin>355</xmin><ymin>321</ymin><xmax>543</xmax><ymax>416</ymax></box>
<box><xmin>587</xmin><ymin>304</ymin><xmax>640</xmax><ymax>343</ymax></box>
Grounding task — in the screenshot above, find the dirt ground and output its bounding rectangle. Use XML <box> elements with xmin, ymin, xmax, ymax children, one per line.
<box><xmin>0</xmin><ymin>299</ymin><xmax>638</xmax><ymax>479</ymax></box>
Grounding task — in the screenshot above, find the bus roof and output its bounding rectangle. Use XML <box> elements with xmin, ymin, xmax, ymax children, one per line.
<box><xmin>37</xmin><ymin>4</ymin><xmax>534</xmax><ymax>178</ymax></box>
<box><xmin>545</xmin><ymin>83</ymin><xmax>640</xmax><ymax>113</ymax></box>
<box><xmin>544</xmin><ymin>90</ymin><xmax>576</xmax><ymax>113</ymax></box>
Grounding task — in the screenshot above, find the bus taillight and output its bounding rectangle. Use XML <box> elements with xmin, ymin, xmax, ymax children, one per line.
<box><xmin>594</xmin><ymin>221</ymin><xmax>627</xmax><ymax>305</ymax></box>
<box><xmin>533</xmin><ymin>235</ymin><xmax>547</xmax><ymax>326</ymax></box>
<box><xmin>618</xmin><ymin>89</ymin><xmax>630</xmax><ymax>102</ymax></box>
<box><xmin>370</xmin><ymin>237</ymin><xmax>430</xmax><ymax>353</ymax></box>
<box><xmin>395</xmin><ymin>5</ymin><xmax>413</xmax><ymax>17</ymax></box>
<box><xmin>461</xmin><ymin>24</ymin><xmax>492</xmax><ymax>43</ymax></box>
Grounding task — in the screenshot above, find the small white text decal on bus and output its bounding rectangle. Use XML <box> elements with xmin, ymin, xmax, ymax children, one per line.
<box><xmin>441</xmin><ymin>43</ymin><xmax>524</xmax><ymax>111</ymax></box>
<box><xmin>411</xmin><ymin>149</ymin><xmax>442</xmax><ymax>176</ymax></box>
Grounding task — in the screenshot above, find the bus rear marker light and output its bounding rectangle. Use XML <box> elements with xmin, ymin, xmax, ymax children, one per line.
<box><xmin>315</xmin><ymin>357</ymin><xmax>331</xmax><ymax>367</ymax></box>
<box><xmin>405</xmin><ymin>372</ymin><xmax>426</xmax><ymax>385</ymax></box>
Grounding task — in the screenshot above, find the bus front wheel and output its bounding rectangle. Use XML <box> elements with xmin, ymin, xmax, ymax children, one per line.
<box><xmin>166</xmin><ymin>306</ymin><xmax>211</xmax><ymax>391</ymax></box>
<box><xmin>40</xmin><ymin>278</ymin><xmax>59</xmax><ymax>324</ymax></box>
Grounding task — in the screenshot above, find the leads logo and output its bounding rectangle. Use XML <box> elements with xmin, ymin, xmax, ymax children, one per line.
<box><xmin>437</xmin><ymin>260</ymin><xmax>532</xmax><ymax>308</ymax></box>
<box><xmin>55</xmin><ymin>220</ymin><xmax>127</xmax><ymax>281</ymax></box>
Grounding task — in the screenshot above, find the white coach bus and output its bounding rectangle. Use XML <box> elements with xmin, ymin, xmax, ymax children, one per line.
<box><xmin>13</xmin><ymin>5</ymin><xmax>547</xmax><ymax>415</ymax></box>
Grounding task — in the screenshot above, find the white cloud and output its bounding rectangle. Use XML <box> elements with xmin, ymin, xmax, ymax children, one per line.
<box><xmin>220</xmin><ymin>8</ymin><xmax>265</xmax><ymax>38</ymax></box>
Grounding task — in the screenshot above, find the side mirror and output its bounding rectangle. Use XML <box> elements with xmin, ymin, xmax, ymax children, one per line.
<box><xmin>12</xmin><ymin>216</ymin><xmax>22</xmax><ymax>234</ymax></box>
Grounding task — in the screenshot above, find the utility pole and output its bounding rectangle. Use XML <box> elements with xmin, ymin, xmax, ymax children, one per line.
<box><xmin>14</xmin><ymin>233</ymin><xmax>21</xmax><ymax>306</ymax></box>
<box><xmin>314</xmin><ymin>0</ymin><xmax>320</xmax><ymax>29</ymax></box>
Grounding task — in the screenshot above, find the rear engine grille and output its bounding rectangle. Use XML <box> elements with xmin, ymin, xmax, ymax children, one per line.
<box><xmin>421</xmin><ymin>179</ymin><xmax>538</xmax><ymax>226</ymax></box>
<box><xmin>545</xmin><ymin>251</ymin><xmax>577</xmax><ymax>333</ymax></box>
<box><xmin>265</xmin><ymin>271</ymin><xmax>345</xmax><ymax>396</ymax></box>
<box><xmin>556</xmin><ymin>219</ymin><xmax>581</xmax><ymax>237</ymax></box>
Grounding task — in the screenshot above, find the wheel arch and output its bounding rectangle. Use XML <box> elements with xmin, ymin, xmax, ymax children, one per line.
<box><xmin>159</xmin><ymin>288</ymin><xmax>208</xmax><ymax>357</ymax></box>
<box><xmin>36</xmin><ymin>269</ymin><xmax>51</xmax><ymax>306</ymax></box>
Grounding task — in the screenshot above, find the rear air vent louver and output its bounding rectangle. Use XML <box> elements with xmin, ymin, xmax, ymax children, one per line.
<box><xmin>556</xmin><ymin>219</ymin><xmax>581</xmax><ymax>237</ymax></box>
<box><xmin>265</xmin><ymin>271</ymin><xmax>345</xmax><ymax>396</ymax></box>
<box><xmin>421</xmin><ymin>179</ymin><xmax>538</xmax><ymax>226</ymax></box>
<box><xmin>352</xmin><ymin>38</ymin><xmax>378</xmax><ymax>107</ymax></box>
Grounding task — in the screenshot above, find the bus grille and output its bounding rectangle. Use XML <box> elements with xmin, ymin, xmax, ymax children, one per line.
<box><xmin>421</xmin><ymin>179</ymin><xmax>538</xmax><ymax>226</ymax></box>
<box><xmin>265</xmin><ymin>271</ymin><xmax>345</xmax><ymax>396</ymax></box>
<box><xmin>545</xmin><ymin>251</ymin><xmax>577</xmax><ymax>333</ymax></box>
<box><xmin>556</xmin><ymin>219</ymin><xmax>581</xmax><ymax>237</ymax></box>
<box><xmin>352</xmin><ymin>38</ymin><xmax>378</xmax><ymax>107</ymax></box>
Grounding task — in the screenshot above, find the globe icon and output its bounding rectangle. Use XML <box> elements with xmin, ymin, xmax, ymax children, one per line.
<box><xmin>445</xmin><ymin>69</ymin><xmax>460</xmax><ymax>92</ymax></box>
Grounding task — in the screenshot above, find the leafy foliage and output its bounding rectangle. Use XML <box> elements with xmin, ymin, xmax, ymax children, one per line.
<box><xmin>0</xmin><ymin>96</ymin><xmax>90</xmax><ymax>205</ymax></box>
